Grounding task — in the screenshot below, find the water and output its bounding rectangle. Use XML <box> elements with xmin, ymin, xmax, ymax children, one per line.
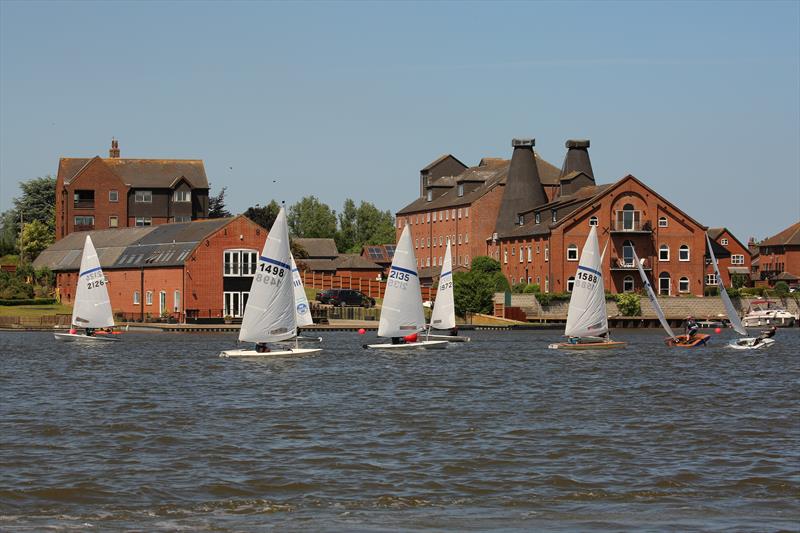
<box><xmin>1</xmin><ymin>329</ymin><xmax>798</xmax><ymax>531</ymax></box>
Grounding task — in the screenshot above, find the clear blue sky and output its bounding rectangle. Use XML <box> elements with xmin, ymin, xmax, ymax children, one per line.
<box><xmin>1</xmin><ymin>0</ymin><xmax>798</xmax><ymax>242</ymax></box>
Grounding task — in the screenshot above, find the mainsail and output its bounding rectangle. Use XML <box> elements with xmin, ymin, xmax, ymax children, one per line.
<box><xmin>238</xmin><ymin>208</ymin><xmax>296</xmax><ymax>343</ymax></box>
<box><xmin>377</xmin><ymin>225</ymin><xmax>425</xmax><ymax>338</ymax></box>
<box><xmin>291</xmin><ymin>254</ymin><xmax>314</xmax><ymax>327</ymax></box>
<box><xmin>706</xmin><ymin>234</ymin><xmax>747</xmax><ymax>335</ymax></box>
<box><xmin>71</xmin><ymin>235</ymin><xmax>114</xmax><ymax>329</ymax></box>
<box><xmin>632</xmin><ymin>248</ymin><xmax>676</xmax><ymax>338</ymax></box>
<box><xmin>429</xmin><ymin>240</ymin><xmax>455</xmax><ymax>331</ymax></box>
<box><xmin>564</xmin><ymin>225</ymin><xmax>609</xmax><ymax>338</ymax></box>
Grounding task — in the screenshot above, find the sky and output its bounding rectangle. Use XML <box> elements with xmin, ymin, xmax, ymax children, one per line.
<box><xmin>1</xmin><ymin>0</ymin><xmax>798</xmax><ymax>242</ymax></box>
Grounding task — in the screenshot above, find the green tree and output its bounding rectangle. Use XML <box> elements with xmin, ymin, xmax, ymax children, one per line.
<box><xmin>774</xmin><ymin>281</ymin><xmax>789</xmax><ymax>296</ymax></box>
<box><xmin>335</xmin><ymin>199</ymin><xmax>396</xmax><ymax>252</ymax></box>
<box><xmin>470</xmin><ymin>255</ymin><xmax>502</xmax><ymax>275</ymax></box>
<box><xmin>13</xmin><ymin>175</ymin><xmax>56</xmax><ymax>233</ymax></box>
<box><xmin>243</xmin><ymin>200</ymin><xmax>281</xmax><ymax>230</ymax></box>
<box><xmin>452</xmin><ymin>256</ymin><xmax>510</xmax><ymax>317</ymax></box>
<box><xmin>615</xmin><ymin>292</ymin><xmax>642</xmax><ymax>316</ymax></box>
<box><xmin>17</xmin><ymin>220</ymin><xmax>54</xmax><ymax>263</ymax></box>
<box><xmin>0</xmin><ymin>210</ymin><xmax>18</xmax><ymax>255</ymax></box>
<box><xmin>208</xmin><ymin>186</ymin><xmax>232</xmax><ymax>218</ymax></box>
<box><xmin>287</xmin><ymin>196</ymin><xmax>337</xmax><ymax>238</ymax></box>
<box><xmin>336</xmin><ymin>199</ymin><xmax>358</xmax><ymax>252</ymax></box>
<box><xmin>731</xmin><ymin>272</ymin><xmax>749</xmax><ymax>289</ymax></box>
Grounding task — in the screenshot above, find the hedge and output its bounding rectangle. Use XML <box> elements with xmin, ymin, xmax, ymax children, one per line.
<box><xmin>0</xmin><ymin>298</ymin><xmax>58</xmax><ymax>306</ymax></box>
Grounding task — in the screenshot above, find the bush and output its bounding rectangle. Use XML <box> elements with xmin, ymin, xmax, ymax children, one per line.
<box><xmin>615</xmin><ymin>292</ymin><xmax>641</xmax><ymax>316</ymax></box>
<box><xmin>0</xmin><ymin>297</ymin><xmax>56</xmax><ymax>306</ymax></box>
<box><xmin>731</xmin><ymin>273</ymin><xmax>749</xmax><ymax>289</ymax></box>
<box><xmin>522</xmin><ymin>283</ymin><xmax>540</xmax><ymax>294</ymax></box>
<box><xmin>774</xmin><ymin>281</ymin><xmax>789</xmax><ymax>296</ymax></box>
<box><xmin>704</xmin><ymin>286</ymin><xmax>719</xmax><ymax>296</ymax></box>
<box><xmin>0</xmin><ymin>277</ymin><xmax>34</xmax><ymax>299</ymax></box>
<box><xmin>740</xmin><ymin>286</ymin><xmax>765</xmax><ymax>297</ymax></box>
<box><xmin>725</xmin><ymin>287</ymin><xmax>740</xmax><ymax>298</ymax></box>
<box><xmin>511</xmin><ymin>282</ymin><xmax>528</xmax><ymax>294</ymax></box>
<box><xmin>536</xmin><ymin>292</ymin><xmax>554</xmax><ymax>306</ymax></box>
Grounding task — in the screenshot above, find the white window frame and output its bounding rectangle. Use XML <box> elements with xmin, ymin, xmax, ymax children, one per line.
<box><xmin>545</xmin><ymin>276</ymin><xmax>549</xmax><ymax>293</ymax></box>
<box><xmin>679</xmin><ymin>277</ymin><xmax>690</xmax><ymax>293</ymax></box>
<box><xmin>146</xmin><ymin>290</ymin><xmax>153</xmax><ymax>305</ymax></box>
<box><xmin>415</xmin><ymin>238</ymin><xmax>419</xmax><ymax>248</ymax></box>
<box><xmin>109</xmin><ymin>215</ymin><xmax>118</xmax><ymax>228</ymax></box>
<box><xmin>519</xmin><ymin>247</ymin><xmax>523</xmax><ymax>263</ymax></box>
<box><xmin>679</xmin><ymin>245</ymin><xmax>690</xmax><ymax>261</ymax></box>
<box><xmin>109</xmin><ymin>190</ymin><xmax>119</xmax><ymax>202</ymax></box>
<box><xmin>159</xmin><ymin>290</ymin><xmax>167</xmax><ymax>315</ymax></box>
<box><xmin>731</xmin><ymin>254</ymin><xmax>745</xmax><ymax>265</ymax></box>
<box><xmin>623</xmin><ymin>275</ymin><xmax>634</xmax><ymax>292</ymax></box>
<box><xmin>527</xmin><ymin>246</ymin><xmax>532</xmax><ymax>262</ymax></box>
<box><xmin>458</xmin><ymin>208</ymin><xmax>462</xmax><ymax>219</ymax></box>
<box><xmin>551</xmin><ymin>210</ymin><xmax>557</xmax><ymax>223</ymax></box>
<box><xmin>457</xmin><ymin>184</ymin><xmax>464</xmax><ymax>197</ymax></box>
<box><xmin>174</xmin><ymin>290</ymin><xmax>181</xmax><ymax>312</ymax></box>
<box><xmin>720</xmin><ymin>238</ymin><xmax>728</xmax><ymax>246</ymax></box>
<box><xmin>427</xmin><ymin>212</ymin><xmax>431</xmax><ymax>223</ymax></box>
<box><xmin>504</xmin><ymin>250</ymin><xmax>508</xmax><ymax>264</ymax></box>
<box><xmin>659</xmin><ymin>244</ymin><xmax>670</xmax><ymax>261</ymax></box>
<box><xmin>74</xmin><ymin>215</ymin><xmax>95</xmax><ymax>226</ymax></box>
<box><xmin>135</xmin><ymin>217</ymin><xmax>152</xmax><ymax>227</ymax></box>
<box><xmin>589</xmin><ymin>216</ymin><xmax>598</xmax><ymax>227</ymax></box>
<box><xmin>658</xmin><ymin>216</ymin><xmax>668</xmax><ymax>228</ymax></box>
<box><xmin>544</xmin><ymin>246</ymin><xmax>549</xmax><ymax>262</ymax></box>
<box><xmin>465</xmin><ymin>207</ymin><xmax>469</xmax><ymax>218</ymax></box>
<box><xmin>426</xmin><ymin>190</ymin><xmax>432</xmax><ymax>202</ymax></box>
<box><xmin>133</xmin><ymin>290</ymin><xmax>140</xmax><ymax>305</ymax></box>
<box><xmin>535</xmin><ymin>212</ymin><xmax>541</xmax><ymax>224</ymax></box>
<box><xmin>174</xmin><ymin>216</ymin><xmax>191</xmax><ymax>223</ymax></box>
<box><xmin>567</xmin><ymin>244</ymin><xmax>578</xmax><ymax>261</ymax></box>
<box><xmin>135</xmin><ymin>190</ymin><xmax>152</xmax><ymax>203</ymax></box>
<box><xmin>567</xmin><ymin>277</ymin><xmax>575</xmax><ymax>292</ymax></box>
<box><xmin>224</xmin><ymin>249</ymin><xmax>258</xmax><ymax>277</ymax></box>
<box><xmin>173</xmin><ymin>190</ymin><xmax>191</xmax><ymax>202</ymax></box>
<box><xmin>706</xmin><ymin>273</ymin><xmax>717</xmax><ymax>286</ymax></box>
<box><xmin>659</xmin><ymin>274</ymin><xmax>671</xmax><ymax>296</ymax></box>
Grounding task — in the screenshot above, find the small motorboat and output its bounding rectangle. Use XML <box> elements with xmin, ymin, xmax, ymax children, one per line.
<box><xmin>742</xmin><ymin>300</ymin><xmax>795</xmax><ymax>327</ymax></box>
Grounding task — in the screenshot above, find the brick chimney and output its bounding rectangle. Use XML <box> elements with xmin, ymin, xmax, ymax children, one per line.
<box><xmin>495</xmin><ymin>138</ymin><xmax>547</xmax><ymax>236</ymax></box>
<box><xmin>109</xmin><ymin>138</ymin><xmax>120</xmax><ymax>158</ymax></box>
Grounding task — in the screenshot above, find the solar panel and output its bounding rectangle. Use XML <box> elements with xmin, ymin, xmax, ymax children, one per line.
<box><xmin>384</xmin><ymin>245</ymin><xmax>396</xmax><ymax>258</ymax></box>
<box><xmin>368</xmin><ymin>246</ymin><xmax>383</xmax><ymax>259</ymax></box>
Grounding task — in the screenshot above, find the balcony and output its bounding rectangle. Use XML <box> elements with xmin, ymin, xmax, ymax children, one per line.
<box><xmin>611</xmin><ymin>220</ymin><xmax>653</xmax><ymax>234</ymax></box>
<box><xmin>73</xmin><ymin>190</ymin><xmax>95</xmax><ymax>209</ymax></box>
<box><xmin>73</xmin><ymin>200</ymin><xmax>95</xmax><ymax>209</ymax></box>
<box><xmin>74</xmin><ymin>224</ymin><xmax>95</xmax><ymax>232</ymax></box>
<box><xmin>610</xmin><ymin>256</ymin><xmax>653</xmax><ymax>271</ymax></box>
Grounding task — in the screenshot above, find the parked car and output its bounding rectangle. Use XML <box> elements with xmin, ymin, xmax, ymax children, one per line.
<box><xmin>316</xmin><ymin>289</ymin><xmax>375</xmax><ymax>307</ymax></box>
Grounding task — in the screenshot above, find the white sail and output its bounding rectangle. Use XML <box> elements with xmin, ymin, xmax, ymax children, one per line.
<box><xmin>632</xmin><ymin>248</ymin><xmax>676</xmax><ymax>338</ymax></box>
<box><xmin>706</xmin><ymin>234</ymin><xmax>747</xmax><ymax>336</ymax></box>
<box><xmin>564</xmin><ymin>226</ymin><xmax>608</xmax><ymax>338</ymax></box>
<box><xmin>377</xmin><ymin>225</ymin><xmax>426</xmax><ymax>338</ymax></box>
<box><xmin>71</xmin><ymin>235</ymin><xmax>114</xmax><ymax>329</ymax></box>
<box><xmin>430</xmin><ymin>240</ymin><xmax>455</xmax><ymax>331</ymax></box>
<box><xmin>291</xmin><ymin>254</ymin><xmax>314</xmax><ymax>327</ymax></box>
<box><xmin>238</xmin><ymin>208</ymin><xmax>296</xmax><ymax>343</ymax></box>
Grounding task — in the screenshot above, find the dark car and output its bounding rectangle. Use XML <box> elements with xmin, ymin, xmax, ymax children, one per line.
<box><xmin>316</xmin><ymin>289</ymin><xmax>375</xmax><ymax>307</ymax></box>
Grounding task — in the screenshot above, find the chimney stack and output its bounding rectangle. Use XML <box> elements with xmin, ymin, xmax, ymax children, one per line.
<box><xmin>560</xmin><ymin>139</ymin><xmax>593</xmax><ymax>179</ymax></box>
<box><xmin>494</xmin><ymin>138</ymin><xmax>547</xmax><ymax>236</ymax></box>
<box><xmin>109</xmin><ymin>138</ymin><xmax>120</xmax><ymax>158</ymax></box>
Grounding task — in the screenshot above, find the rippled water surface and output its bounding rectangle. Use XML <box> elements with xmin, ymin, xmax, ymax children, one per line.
<box><xmin>1</xmin><ymin>329</ymin><xmax>798</xmax><ymax>531</ymax></box>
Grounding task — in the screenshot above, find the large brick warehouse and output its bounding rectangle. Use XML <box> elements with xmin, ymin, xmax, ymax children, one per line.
<box><xmin>34</xmin><ymin>216</ymin><xmax>267</xmax><ymax>321</ymax></box>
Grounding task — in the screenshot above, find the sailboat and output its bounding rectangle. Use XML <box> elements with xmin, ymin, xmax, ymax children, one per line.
<box><xmin>365</xmin><ymin>225</ymin><xmax>448</xmax><ymax>350</ymax></box>
<box><xmin>54</xmin><ymin>235</ymin><xmax>119</xmax><ymax>342</ymax></box>
<box><xmin>277</xmin><ymin>253</ymin><xmax>322</xmax><ymax>344</ymax></box>
<box><xmin>220</xmin><ymin>208</ymin><xmax>322</xmax><ymax>357</ymax></box>
<box><xmin>549</xmin><ymin>225</ymin><xmax>625</xmax><ymax>350</ymax></box>
<box><xmin>703</xmin><ymin>235</ymin><xmax>774</xmax><ymax>350</ymax></box>
<box><xmin>631</xmin><ymin>248</ymin><xmax>709</xmax><ymax>347</ymax></box>
<box><xmin>425</xmin><ymin>240</ymin><xmax>469</xmax><ymax>342</ymax></box>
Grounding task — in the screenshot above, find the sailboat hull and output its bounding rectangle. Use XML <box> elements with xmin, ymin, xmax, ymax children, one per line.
<box><xmin>366</xmin><ymin>340</ymin><xmax>449</xmax><ymax>350</ymax></box>
<box><xmin>548</xmin><ymin>340</ymin><xmax>626</xmax><ymax>350</ymax></box>
<box><xmin>666</xmin><ymin>334</ymin><xmax>711</xmax><ymax>347</ymax></box>
<box><xmin>426</xmin><ymin>334</ymin><xmax>471</xmax><ymax>343</ymax></box>
<box><xmin>54</xmin><ymin>332</ymin><xmax>120</xmax><ymax>342</ymax></box>
<box><xmin>219</xmin><ymin>347</ymin><xmax>322</xmax><ymax>358</ymax></box>
<box><xmin>728</xmin><ymin>337</ymin><xmax>776</xmax><ymax>350</ymax></box>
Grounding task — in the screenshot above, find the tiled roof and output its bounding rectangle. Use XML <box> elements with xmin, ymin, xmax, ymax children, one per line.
<box><xmin>334</xmin><ymin>254</ymin><xmax>383</xmax><ymax>270</ymax></box>
<box><xmin>294</xmin><ymin>238</ymin><xmax>339</xmax><ymax>259</ymax></box>
<box><xmin>59</xmin><ymin>157</ymin><xmax>209</xmax><ymax>188</ymax></box>
<box><xmin>707</xmin><ymin>227</ymin><xmax>726</xmax><ymax>240</ymax></box>
<box><xmin>759</xmin><ymin>221</ymin><xmax>800</xmax><ymax>247</ymax></box>
<box><xmin>298</xmin><ymin>259</ymin><xmax>337</xmax><ymax>272</ymax></box>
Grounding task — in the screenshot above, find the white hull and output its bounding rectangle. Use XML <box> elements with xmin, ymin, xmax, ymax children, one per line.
<box><xmin>219</xmin><ymin>347</ymin><xmax>322</xmax><ymax>358</ymax></box>
<box><xmin>741</xmin><ymin>314</ymin><xmax>795</xmax><ymax>328</ymax></box>
<box><xmin>366</xmin><ymin>340</ymin><xmax>449</xmax><ymax>350</ymax></box>
<box><xmin>426</xmin><ymin>334</ymin><xmax>470</xmax><ymax>343</ymax></box>
<box><xmin>54</xmin><ymin>332</ymin><xmax>120</xmax><ymax>342</ymax></box>
<box><xmin>277</xmin><ymin>336</ymin><xmax>323</xmax><ymax>343</ymax></box>
<box><xmin>728</xmin><ymin>337</ymin><xmax>776</xmax><ymax>350</ymax></box>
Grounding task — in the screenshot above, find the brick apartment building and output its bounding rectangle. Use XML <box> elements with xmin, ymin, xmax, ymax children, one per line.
<box><xmin>397</xmin><ymin>137</ymin><xmax>719</xmax><ymax>296</ymax></box>
<box><xmin>705</xmin><ymin>227</ymin><xmax>752</xmax><ymax>288</ymax></box>
<box><xmin>753</xmin><ymin>220</ymin><xmax>800</xmax><ymax>288</ymax></box>
<box><xmin>55</xmin><ymin>139</ymin><xmax>210</xmax><ymax>240</ymax></box>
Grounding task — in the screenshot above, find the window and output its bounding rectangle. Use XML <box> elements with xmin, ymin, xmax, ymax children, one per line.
<box><xmin>427</xmin><ymin>237</ymin><xmax>430</xmax><ymax>247</ymax></box>
<box><xmin>73</xmin><ymin>190</ymin><xmax>95</xmax><ymax>208</ymax></box>
<box><xmin>432</xmin><ymin>212</ymin><xmax>436</xmax><ymax>222</ymax></box>
<box><xmin>551</xmin><ymin>209</ymin><xmax>557</xmax><ymax>222</ymax></box>
<box><xmin>535</xmin><ymin>212</ymin><xmax>541</xmax><ymax>224</ymax></box>
<box><xmin>426</xmin><ymin>257</ymin><xmax>430</xmax><ymax>266</ymax></box>
<box><xmin>589</xmin><ymin>216</ymin><xmax>598</xmax><ymax>227</ymax></box>
<box><xmin>567</xmin><ymin>277</ymin><xmax>575</xmax><ymax>292</ymax></box>
<box><xmin>544</xmin><ymin>246</ymin><xmax>549</xmax><ymax>262</ymax></box>
<box><xmin>458</xmin><ymin>208</ymin><xmax>462</xmax><ymax>219</ymax></box>
<box><xmin>415</xmin><ymin>238</ymin><xmax>419</xmax><ymax>248</ymax></box>
<box><xmin>426</xmin><ymin>190</ymin><xmax>432</xmax><ymax>202</ymax></box>
<box><xmin>427</xmin><ymin>213</ymin><xmax>431</xmax><ymax>223</ymax></box>
<box><xmin>465</xmin><ymin>207</ymin><xmax>469</xmax><ymax>218</ymax></box>
<box><xmin>567</xmin><ymin>244</ymin><xmax>578</xmax><ymax>261</ymax></box>
<box><xmin>511</xmin><ymin>246</ymin><xmax>515</xmax><ymax>256</ymax></box>
<box><xmin>159</xmin><ymin>291</ymin><xmax>167</xmax><ymax>315</ymax></box>
<box><xmin>504</xmin><ymin>249</ymin><xmax>508</xmax><ymax>264</ymax></box>
<box><xmin>439</xmin><ymin>236</ymin><xmax>443</xmax><ymax>246</ymax></box>
<box><xmin>458</xmin><ymin>184</ymin><xmax>464</xmax><ymax>197</ymax></box>
<box><xmin>135</xmin><ymin>190</ymin><xmax>152</xmax><ymax>203</ymax></box>
<box><xmin>133</xmin><ymin>290</ymin><xmax>140</xmax><ymax>305</ymax></box>
<box><xmin>519</xmin><ymin>247</ymin><xmax>523</xmax><ymax>263</ymax></box>
<box><xmin>545</xmin><ymin>276</ymin><xmax>549</xmax><ymax>293</ymax></box>
<box><xmin>706</xmin><ymin>273</ymin><xmax>717</xmax><ymax>285</ymax></box>
<box><xmin>174</xmin><ymin>190</ymin><xmax>191</xmax><ymax>202</ymax></box>
<box><xmin>174</xmin><ymin>216</ymin><xmax>191</xmax><ymax>223</ymax></box>
<box><xmin>74</xmin><ymin>215</ymin><xmax>94</xmax><ymax>227</ymax></box>
<box><xmin>731</xmin><ymin>254</ymin><xmax>745</xmax><ymax>265</ymax></box>
<box><xmin>623</xmin><ymin>240</ymin><xmax>635</xmax><ymax>266</ymax></box>
<box><xmin>659</xmin><ymin>244</ymin><xmax>670</xmax><ymax>261</ymax></box>
<box><xmin>458</xmin><ymin>234</ymin><xmax>462</xmax><ymax>245</ymax></box>
<box><xmin>623</xmin><ymin>276</ymin><xmax>634</xmax><ymax>292</ymax></box>
<box><xmin>679</xmin><ymin>245</ymin><xmax>690</xmax><ymax>261</ymax></box>
<box><xmin>659</xmin><ymin>272</ymin><xmax>671</xmax><ymax>296</ymax></box>
<box><xmin>679</xmin><ymin>277</ymin><xmax>690</xmax><ymax>293</ymax></box>
<box><xmin>146</xmin><ymin>290</ymin><xmax>153</xmax><ymax>305</ymax></box>
<box><xmin>464</xmin><ymin>233</ymin><xmax>468</xmax><ymax>243</ymax></box>
<box><xmin>451</xmin><ymin>209</ymin><xmax>456</xmax><ymax>219</ymax></box>
<box><xmin>658</xmin><ymin>216</ymin><xmax>668</xmax><ymax>228</ymax></box>
<box><xmin>224</xmin><ymin>250</ymin><xmax>258</xmax><ymax>276</ymax></box>
<box><xmin>618</xmin><ymin>203</ymin><xmax>639</xmax><ymax>231</ymax></box>
<box><xmin>527</xmin><ymin>246</ymin><xmax>532</xmax><ymax>262</ymax></box>
<box><xmin>174</xmin><ymin>290</ymin><xmax>181</xmax><ymax>312</ymax></box>
<box><xmin>536</xmin><ymin>244</ymin><xmax>540</xmax><ymax>254</ymax></box>
<box><xmin>720</xmin><ymin>238</ymin><xmax>728</xmax><ymax>246</ymax></box>
<box><xmin>135</xmin><ymin>217</ymin><xmax>152</xmax><ymax>227</ymax></box>
<box><xmin>109</xmin><ymin>190</ymin><xmax>119</xmax><ymax>202</ymax></box>
<box><xmin>432</xmin><ymin>237</ymin><xmax>437</xmax><ymax>247</ymax></box>
<box><xmin>109</xmin><ymin>215</ymin><xmax>118</xmax><ymax>228</ymax></box>
<box><xmin>519</xmin><ymin>215</ymin><xmax>524</xmax><ymax>226</ymax></box>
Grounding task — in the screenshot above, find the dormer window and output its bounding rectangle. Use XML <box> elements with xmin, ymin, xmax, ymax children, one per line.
<box><xmin>426</xmin><ymin>189</ymin><xmax>432</xmax><ymax>202</ymax></box>
<box><xmin>518</xmin><ymin>215</ymin><xmax>524</xmax><ymax>226</ymax></box>
<box><xmin>174</xmin><ymin>190</ymin><xmax>191</xmax><ymax>202</ymax></box>
<box><xmin>534</xmin><ymin>212</ymin><xmax>540</xmax><ymax>224</ymax></box>
<box><xmin>551</xmin><ymin>209</ymin><xmax>557</xmax><ymax>223</ymax></box>
<box><xmin>457</xmin><ymin>184</ymin><xmax>464</xmax><ymax>197</ymax></box>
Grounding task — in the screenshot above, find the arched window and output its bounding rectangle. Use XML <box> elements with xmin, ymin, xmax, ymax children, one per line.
<box><xmin>567</xmin><ymin>276</ymin><xmax>575</xmax><ymax>292</ymax></box>
<box><xmin>589</xmin><ymin>216</ymin><xmax>598</xmax><ymax>227</ymax></box>
<box><xmin>567</xmin><ymin>244</ymin><xmax>579</xmax><ymax>261</ymax></box>
<box><xmin>623</xmin><ymin>275</ymin><xmax>634</xmax><ymax>292</ymax></box>
<box><xmin>679</xmin><ymin>277</ymin><xmax>690</xmax><ymax>293</ymax></box>
<box><xmin>621</xmin><ymin>203</ymin><xmax>637</xmax><ymax>231</ymax></box>
<box><xmin>659</xmin><ymin>244</ymin><xmax>670</xmax><ymax>261</ymax></box>
<box><xmin>658</xmin><ymin>216</ymin><xmax>668</xmax><ymax>228</ymax></box>
<box><xmin>623</xmin><ymin>240</ymin><xmax>635</xmax><ymax>266</ymax></box>
<box><xmin>679</xmin><ymin>244</ymin><xmax>690</xmax><ymax>261</ymax></box>
<box><xmin>659</xmin><ymin>272</ymin><xmax>671</xmax><ymax>296</ymax></box>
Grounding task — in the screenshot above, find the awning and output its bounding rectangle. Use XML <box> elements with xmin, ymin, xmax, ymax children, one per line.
<box><xmin>727</xmin><ymin>267</ymin><xmax>750</xmax><ymax>274</ymax></box>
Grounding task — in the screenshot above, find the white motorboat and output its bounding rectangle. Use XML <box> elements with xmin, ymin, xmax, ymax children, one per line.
<box><xmin>54</xmin><ymin>235</ymin><xmax>119</xmax><ymax>343</ymax></box>
<box><xmin>741</xmin><ymin>300</ymin><xmax>795</xmax><ymax>328</ymax></box>
<box><xmin>220</xmin><ymin>208</ymin><xmax>321</xmax><ymax>358</ymax></box>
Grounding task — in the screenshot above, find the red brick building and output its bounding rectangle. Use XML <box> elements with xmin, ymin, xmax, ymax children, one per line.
<box><xmin>754</xmin><ymin>221</ymin><xmax>800</xmax><ymax>288</ymax></box>
<box><xmin>397</xmin><ymin>138</ymin><xmax>716</xmax><ymax>296</ymax></box>
<box><xmin>705</xmin><ymin>227</ymin><xmax>752</xmax><ymax>288</ymax></box>
<box><xmin>55</xmin><ymin>139</ymin><xmax>210</xmax><ymax>240</ymax></box>
<box><xmin>35</xmin><ymin>216</ymin><xmax>266</xmax><ymax>321</ymax></box>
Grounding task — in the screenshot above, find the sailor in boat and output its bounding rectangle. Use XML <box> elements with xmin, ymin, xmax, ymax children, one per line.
<box><xmin>448</xmin><ymin>326</ymin><xmax>458</xmax><ymax>337</ymax></box>
<box><xmin>752</xmin><ymin>325</ymin><xmax>777</xmax><ymax>347</ymax></box>
<box><xmin>85</xmin><ymin>327</ymin><xmax>96</xmax><ymax>337</ymax></box>
<box><xmin>684</xmin><ymin>315</ymin><xmax>699</xmax><ymax>342</ymax></box>
<box><xmin>255</xmin><ymin>342</ymin><xmax>271</xmax><ymax>353</ymax></box>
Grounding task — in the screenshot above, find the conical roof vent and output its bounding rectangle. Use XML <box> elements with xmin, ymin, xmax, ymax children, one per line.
<box><xmin>495</xmin><ymin>138</ymin><xmax>547</xmax><ymax>235</ymax></box>
<box><xmin>560</xmin><ymin>139</ymin><xmax>594</xmax><ymax>179</ymax></box>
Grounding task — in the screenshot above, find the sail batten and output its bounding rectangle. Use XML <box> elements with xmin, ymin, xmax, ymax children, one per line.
<box><xmin>563</xmin><ymin>226</ymin><xmax>609</xmax><ymax>338</ymax></box>
<box><xmin>430</xmin><ymin>241</ymin><xmax>456</xmax><ymax>331</ymax></box>
<box><xmin>706</xmin><ymin>234</ymin><xmax>747</xmax><ymax>336</ymax></box>
<box><xmin>378</xmin><ymin>226</ymin><xmax>426</xmax><ymax>338</ymax></box>
<box><xmin>71</xmin><ymin>235</ymin><xmax>115</xmax><ymax>329</ymax></box>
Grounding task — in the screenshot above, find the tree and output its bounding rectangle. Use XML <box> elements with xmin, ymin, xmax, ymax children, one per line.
<box><xmin>243</xmin><ymin>200</ymin><xmax>281</xmax><ymax>230</ymax></box>
<box><xmin>17</xmin><ymin>220</ymin><xmax>54</xmax><ymax>263</ymax></box>
<box><xmin>452</xmin><ymin>256</ymin><xmax>510</xmax><ymax>317</ymax></box>
<box><xmin>287</xmin><ymin>196</ymin><xmax>337</xmax><ymax>238</ymax></box>
<box><xmin>731</xmin><ymin>272</ymin><xmax>749</xmax><ymax>289</ymax></box>
<box><xmin>13</xmin><ymin>175</ymin><xmax>56</xmax><ymax>233</ymax></box>
<box><xmin>336</xmin><ymin>199</ymin><xmax>358</xmax><ymax>252</ymax></box>
<box><xmin>0</xmin><ymin>210</ymin><xmax>18</xmax><ymax>255</ymax></box>
<box><xmin>471</xmin><ymin>255</ymin><xmax>503</xmax><ymax>275</ymax></box>
<box><xmin>336</xmin><ymin>199</ymin><xmax>396</xmax><ymax>252</ymax></box>
<box><xmin>208</xmin><ymin>186</ymin><xmax>232</xmax><ymax>218</ymax></box>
